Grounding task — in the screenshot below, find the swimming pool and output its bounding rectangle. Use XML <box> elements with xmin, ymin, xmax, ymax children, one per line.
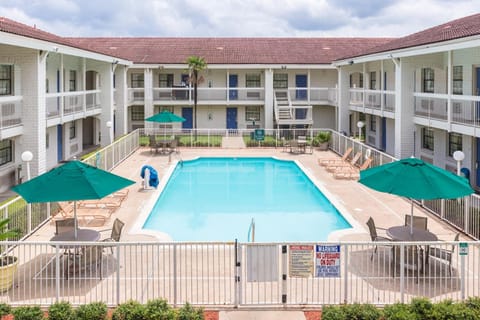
<box><xmin>142</xmin><ymin>157</ymin><xmax>352</xmax><ymax>241</ymax></box>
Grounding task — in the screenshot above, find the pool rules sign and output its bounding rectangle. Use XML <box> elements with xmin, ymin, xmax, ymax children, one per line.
<box><xmin>315</xmin><ymin>245</ymin><xmax>341</xmax><ymax>278</ymax></box>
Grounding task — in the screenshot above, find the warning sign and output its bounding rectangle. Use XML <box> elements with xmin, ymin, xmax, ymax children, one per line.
<box><xmin>315</xmin><ymin>245</ymin><xmax>341</xmax><ymax>278</ymax></box>
<box><xmin>289</xmin><ymin>245</ymin><xmax>314</xmax><ymax>277</ymax></box>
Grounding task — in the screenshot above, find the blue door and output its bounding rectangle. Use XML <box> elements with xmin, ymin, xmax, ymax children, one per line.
<box><xmin>182</xmin><ymin>107</ymin><xmax>193</xmax><ymax>129</ymax></box>
<box><xmin>57</xmin><ymin>124</ymin><xmax>63</xmax><ymax>162</ymax></box>
<box><xmin>295</xmin><ymin>75</ymin><xmax>307</xmax><ymax>100</ymax></box>
<box><xmin>381</xmin><ymin>117</ymin><xmax>387</xmax><ymax>151</ymax></box>
<box><xmin>229</xmin><ymin>75</ymin><xmax>238</xmax><ymax>100</ymax></box>
<box><xmin>226</xmin><ymin>107</ymin><xmax>237</xmax><ymax>130</ymax></box>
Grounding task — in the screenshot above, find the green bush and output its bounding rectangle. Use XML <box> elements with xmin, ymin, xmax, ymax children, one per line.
<box><xmin>0</xmin><ymin>303</ymin><xmax>11</xmax><ymax>317</ymax></box>
<box><xmin>144</xmin><ymin>298</ymin><xmax>175</xmax><ymax>320</ymax></box>
<box><xmin>112</xmin><ymin>300</ymin><xmax>146</xmax><ymax>320</ymax></box>
<box><xmin>321</xmin><ymin>305</ymin><xmax>346</xmax><ymax>320</ymax></box>
<box><xmin>48</xmin><ymin>301</ymin><xmax>74</xmax><ymax>320</ymax></box>
<box><xmin>342</xmin><ymin>303</ymin><xmax>382</xmax><ymax>320</ymax></box>
<box><xmin>12</xmin><ymin>306</ymin><xmax>44</xmax><ymax>320</ymax></box>
<box><xmin>432</xmin><ymin>300</ymin><xmax>478</xmax><ymax>320</ymax></box>
<box><xmin>75</xmin><ymin>301</ymin><xmax>108</xmax><ymax>320</ymax></box>
<box><xmin>410</xmin><ymin>297</ymin><xmax>434</xmax><ymax>320</ymax></box>
<box><xmin>465</xmin><ymin>297</ymin><xmax>480</xmax><ymax>313</ymax></box>
<box><xmin>177</xmin><ymin>302</ymin><xmax>203</xmax><ymax>320</ymax></box>
<box><xmin>383</xmin><ymin>303</ymin><xmax>415</xmax><ymax>320</ymax></box>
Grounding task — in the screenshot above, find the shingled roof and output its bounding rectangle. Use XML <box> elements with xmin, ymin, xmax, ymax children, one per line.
<box><xmin>339</xmin><ymin>13</ymin><xmax>480</xmax><ymax>60</ymax></box>
<box><xmin>67</xmin><ymin>37</ymin><xmax>393</xmax><ymax>65</ymax></box>
<box><xmin>0</xmin><ymin>17</ymin><xmax>122</xmax><ymax>58</ymax></box>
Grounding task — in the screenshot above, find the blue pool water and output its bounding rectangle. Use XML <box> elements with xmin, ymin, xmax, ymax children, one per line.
<box><xmin>142</xmin><ymin>157</ymin><xmax>351</xmax><ymax>241</ymax></box>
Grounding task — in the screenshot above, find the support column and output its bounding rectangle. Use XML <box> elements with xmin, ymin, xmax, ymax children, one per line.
<box><xmin>114</xmin><ymin>65</ymin><xmax>128</xmax><ymax>135</ymax></box>
<box><xmin>337</xmin><ymin>67</ymin><xmax>350</xmax><ymax>134</ymax></box>
<box><xmin>99</xmin><ymin>63</ymin><xmax>114</xmax><ymax>146</ymax></box>
<box><xmin>143</xmin><ymin>68</ymin><xmax>154</xmax><ymax>132</ymax></box>
<box><xmin>264</xmin><ymin>68</ymin><xmax>274</xmax><ymax>129</ymax></box>
<box><xmin>394</xmin><ymin>58</ymin><xmax>415</xmax><ymax>158</ymax></box>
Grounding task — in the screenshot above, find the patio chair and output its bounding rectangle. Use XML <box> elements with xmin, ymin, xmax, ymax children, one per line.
<box><xmin>65</xmin><ymin>245</ymin><xmax>103</xmax><ymax>280</ymax></box>
<box><xmin>404</xmin><ymin>215</ymin><xmax>428</xmax><ymax>230</ymax></box>
<box><xmin>366</xmin><ymin>217</ymin><xmax>392</xmax><ymax>261</ymax></box>
<box><xmin>318</xmin><ymin>147</ymin><xmax>353</xmax><ymax>167</ymax></box>
<box><xmin>55</xmin><ymin>218</ymin><xmax>75</xmax><ymax>235</ymax></box>
<box><xmin>326</xmin><ymin>151</ymin><xmax>362</xmax><ymax>172</ymax></box>
<box><xmin>428</xmin><ymin>233</ymin><xmax>460</xmax><ymax>277</ymax></box>
<box><xmin>100</xmin><ymin>218</ymin><xmax>125</xmax><ymax>254</ymax></box>
<box><xmin>149</xmin><ymin>135</ymin><xmax>161</xmax><ymax>153</ymax></box>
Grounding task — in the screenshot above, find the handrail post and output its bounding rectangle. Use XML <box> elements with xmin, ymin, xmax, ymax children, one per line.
<box><xmin>400</xmin><ymin>243</ymin><xmax>405</xmax><ymax>303</ymax></box>
<box><xmin>116</xmin><ymin>244</ymin><xmax>121</xmax><ymax>306</ymax></box>
<box><xmin>55</xmin><ymin>245</ymin><xmax>60</xmax><ymax>302</ymax></box>
<box><xmin>343</xmin><ymin>245</ymin><xmax>348</xmax><ymax>303</ymax></box>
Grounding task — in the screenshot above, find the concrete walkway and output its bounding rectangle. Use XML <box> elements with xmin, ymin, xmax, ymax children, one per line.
<box><xmin>222</xmin><ymin>137</ymin><xmax>246</xmax><ymax>148</ymax></box>
<box><xmin>219</xmin><ymin>311</ymin><xmax>307</xmax><ymax>320</ymax></box>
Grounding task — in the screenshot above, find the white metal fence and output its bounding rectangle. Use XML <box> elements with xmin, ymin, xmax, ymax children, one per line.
<box><xmin>1</xmin><ymin>241</ymin><xmax>478</xmax><ymax>307</ymax></box>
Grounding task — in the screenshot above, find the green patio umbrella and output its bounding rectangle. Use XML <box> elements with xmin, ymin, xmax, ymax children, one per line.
<box><xmin>359</xmin><ymin>157</ymin><xmax>473</xmax><ymax>235</ymax></box>
<box><xmin>11</xmin><ymin>160</ymin><xmax>135</xmax><ymax>239</ymax></box>
<box><xmin>145</xmin><ymin>110</ymin><xmax>185</xmax><ymax>139</ymax></box>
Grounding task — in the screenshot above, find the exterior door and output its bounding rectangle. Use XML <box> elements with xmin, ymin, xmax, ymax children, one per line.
<box><xmin>381</xmin><ymin>117</ymin><xmax>387</xmax><ymax>151</ymax></box>
<box><xmin>295</xmin><ymin>74</ymin><xmax>307</xmax><ymax>100</ymax></box>
<box><xmin>57</xmin><ymin>124</ymin><xmax>63</xmax><ymax>162</ymax></box>
<box><xmin>226</xmin><ymin>107</ymin><xmax>237</xmax><ymax>130</ymax></box>
<box><xmin>229</xmin><ymin>74</ymin><xmax>238</xmax><ymax>100</ymax></box>
<box><xmin>182</xmin><ymin>107</ymin><xmax>193</xmax><ymax>129</ymax></box>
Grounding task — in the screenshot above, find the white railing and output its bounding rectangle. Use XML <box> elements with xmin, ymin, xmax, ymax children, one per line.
<box><xmin>127</xmin><ymin>88</ymin><xmax>145</xmax><ymax>103</ymax></box>
<box><xmin>45</xmin><ymin>90</ymin><xmax>102</xmax><ymax>118</ymax></box>
<box><xmin>0</xmin><ymin>240</ymin><xmax>478</xmax><ymax>307</ymax></box>
<box><xmin>85</xmin><ymin>90</ymin><xmax>101</xmax><ymax>111</ymax></box>
<box><xmin>0</xmin><ymin>96</ymin><xmax>22</xmax><ymax>129</ymax></box>
<box><xmin>349</xmin><ymin>88</ymin><xmax>396</xmax><ymax>113</ymax></box>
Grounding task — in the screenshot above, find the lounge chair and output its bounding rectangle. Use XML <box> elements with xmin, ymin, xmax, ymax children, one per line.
<box><xmin>332</xmin><ymin>157</ymin><xmax>373</xmax><ymax>179</ymax></box>
<box><xmin>54</xmin><ymin>202</ymin><xmax>113</xmax><ymax>227</ymax></box>
<box><xmin>78</xmin><ymin>195</ymin><xmax>123</xmax><ymax>210</ymax></box>
<box><xmin>326</xmin><ymin>151</ymin><xmax>362</xmax><ymax>172</ymax></box>
<box><xmin>318</xmin><ymin>147</ymin><xmax>353</xmax><ymax>167</ymax></box>
<box><xmin>429</xmin><ymin>233</ymin><xmax>460</xmax><ymax>277</ymax></box>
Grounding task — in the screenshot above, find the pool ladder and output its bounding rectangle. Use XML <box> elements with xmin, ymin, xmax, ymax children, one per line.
<box><xmin>247</xmin><ymin>218</ymin><xmax>255</xmax><ymax>242</ymax></box>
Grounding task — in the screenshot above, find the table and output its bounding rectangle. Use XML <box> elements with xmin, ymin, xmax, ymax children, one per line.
<box><xmin>158</xmin><ymin>139</ymin><xmax>173</xmax><ymax>153</ymax></box>
<box><xmin>50</xmin><ymin>228</ymin><xmax>100</xmax><ymax>247</ymax></box>
<box><xmin>387</xmin><ymin>226</ymin><xmax>438</xmax><ymax>242</ymax></box>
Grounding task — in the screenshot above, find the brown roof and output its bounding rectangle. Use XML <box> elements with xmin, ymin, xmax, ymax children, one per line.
<box><xmin>339</xmin><ymin>13</ymin><xmax>480</xmax><ymax>60</ymax></box>
<box><xmin>67</xmin><ymin>37</ymin><xmax>393</xmax><ymax>65</ymax></box>
<box><xmin>0</xmin><ymin>17</ymin><xmax>122</xmax><ymax>58</ymax></box>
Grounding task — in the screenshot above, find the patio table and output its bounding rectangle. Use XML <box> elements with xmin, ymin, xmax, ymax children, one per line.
<box><xmin>50</xmin><ymin>228</ymin><xmax>101</xmax><ymax>247</ymax></box>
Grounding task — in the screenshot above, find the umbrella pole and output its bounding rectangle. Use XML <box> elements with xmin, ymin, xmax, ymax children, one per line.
<box><xmin>410</xmin><ymin>200</ymin><xmax>414</xmax><ymax>235</ymax></box>
<box><xmin>74</xmin><ymin>201</ymin><xmax>78</xmax><ymax>240</ymax></box>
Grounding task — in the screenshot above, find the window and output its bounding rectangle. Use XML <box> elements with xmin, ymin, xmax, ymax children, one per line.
<box><xmin>0</xmin><ymin>140</ymin><xmax>12</xmax><ymax>166</ymax></box>
<box><xmin>453</xmin><ymin>66</ymin><xmax>463</xmax><ymax>95</ymax></box>
<box><xmin>349</xmin><ymin>72</ymin><xmax>363</xmax><ymax>88</ymax></box>
<box><xmin>246</xmin><ymin>74</ymin><xmax>261</xmax><ymax>88</ymax></box>
<box><xmin>448</xmin><ymin>133</ymin><xmax>462</xmax><ymax>156</ymax></box>
<box><xmin>422</xmin><ymin>68</ymin><xmax>434</xmax><ymax>93</ymax></box>
<box><xmin>370</xmin><ymin>72</ymin><xmax>376</xmax><ymax>90</ymax></box>
<box><xmin>0</xmin><ymin>65</ymin><xmax>12</xmax><ymax>95</ymax></box>
<box><xmin>69</xmin><ymin>70</ymin><xmax>76</xmax><ymax>91</ymax></box>
<box><xmin>245</xmin><ymin>106</ymin><xmax>260</xmax><ymax>122</ymax></box>
<box><xmin>422</xmin><ymin>128</ymin><xmax>434</xmax><ymax>151</ymax></box>
<box><xmin>69</xmin><ymin>122</ymin><xmax>76</xmax><ymax>140</ymax></box>
<box><xmin>131</xmin><ymin>73</ymin><xmax>144</xmax><ymax>88</ymax></box>
<box><xmin>131</xmin><ymin>106</ymin><xmax>144</xmax><ymax>121</ymax></box>
<box><xmin>273</xmin><ymin>73</ymin><xmax>288</xmax><ymax>89</ymax></box>
<box><xmin>370</xmin><ymin>116</ymin><xmax>376</xmax><ymax>132</ymax></box>
<box><xmin>159</xmin><ymin>74</ymin><xmax>174</xmax><ymax>87</ymax></box>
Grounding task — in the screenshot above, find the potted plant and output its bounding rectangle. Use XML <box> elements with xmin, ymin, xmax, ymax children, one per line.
<box><xmin>314</xmin><ymin>131</ymin><xmax>331</xmax><ymax>151</ymax></box>
<box><xmin>0</xmin><ymin>218</ymin><xmax>19</xmax><ymax>292</ymax></box>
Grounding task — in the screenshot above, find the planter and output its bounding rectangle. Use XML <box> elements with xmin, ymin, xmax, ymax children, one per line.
<box><xmin>317</xmin><ymin>142</ymin><xmax>329</xmax><ymax>151</ymax></box>
<box><xmin>0</xmin><ymin>257</ymin><xmax>18</xmax><ymax>292</ymax></box>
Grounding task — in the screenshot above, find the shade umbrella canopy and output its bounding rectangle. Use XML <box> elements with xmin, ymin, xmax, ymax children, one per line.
<box><xmin>145</xmin><ymin>110</ymin><xmax>186</xmax><ymax>123</ymax></box>
<box><xmin>12</xmin><ymin>160</ymin><xmax>135</xmax><ymax>238</ymax></box>
<box><xmin>359</xmin><ymin>157</ymin><xmax>473</xmax><ymax>234</ymax></box>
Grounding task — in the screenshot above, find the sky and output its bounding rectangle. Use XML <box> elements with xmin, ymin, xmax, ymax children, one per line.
<box><xmin>0</xmin><ymin>0</ymin><xmax>478</xmax><ymax>38</ymax></box>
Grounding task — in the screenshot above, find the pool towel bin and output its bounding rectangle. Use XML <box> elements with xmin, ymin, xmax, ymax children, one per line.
<box><xmin>140</xmin><ymin>165</ymin><xmax>159</xmax><ymax>189</ymax></box>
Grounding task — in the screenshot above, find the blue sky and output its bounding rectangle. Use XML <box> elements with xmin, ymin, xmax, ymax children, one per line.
<box><xmin>1</xmin><ymin>0</ymin><xmax>477</xmax><ymax>37</ymax></box>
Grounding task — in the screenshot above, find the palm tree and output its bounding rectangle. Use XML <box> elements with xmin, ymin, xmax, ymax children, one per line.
<box><xmin>186</xmin><ymin>56</ymin><xmax>207</xmax><ymax>139</ymax></box>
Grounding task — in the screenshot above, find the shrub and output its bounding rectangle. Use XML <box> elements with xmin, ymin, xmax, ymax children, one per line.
<box><xmin>144</xmin><ymin>299</ymin><xmax>175</xmax><ymax>320</ymax></box>
<box><xmin>321</xmin><ymin>305</ymin><xmax>346</xmax><ymax>320</ymax></box>
<box><xmin>11</xmin><ymin>306</ymin><xmax>44</xmax><ymax>320</ymax></box>
<box><xmin>383</xmin><ymin>303</ymin><xmax>415</xmax><ymax>320</ymax></box>
<box><xmin>177</xmin><ymin>302</ymin><xmax>204</xmax><ymax>320</ymax></box>
<box><xmin>410</xmin><ymin>297</ymin><xmax>434</xmax><ymax>320</ymax></box>
<box><xmin>0</xmin><ymin>303</ymin><xmax>11</xmax><ymax>317</ymax></box>
<box><xmin>432</xmin><ymin>300</ymin><xmax>478</xmax><ymax>320</ymax></box>
<box><xmin>48</xmin><ymin>301</ymin><xmax>74</xmax><ymax>320</ymax></box>
<box><xmin>465</xmin><ymin>297</ymin><xmax>480</xmax><ymax>313</ymax></box>
<box><xmin>75</xmin><ymin>301</ymin><xmax>108</xmax><ymax>320</ymax></box>
<box><xmin>111</xmin><ymin>300</ymin><xmax>146</xmax><ymax>320</ymax></box>
<box><xmin>342</xmin><ymin>303</ymin><xmax>381</xmax><ymax>320</ymax></box>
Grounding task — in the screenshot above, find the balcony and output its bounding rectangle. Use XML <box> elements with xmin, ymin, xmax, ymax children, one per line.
<box><xmin>128</xmin><ymin>88</ymin><xmax>145</xmax><ymax>104</ymax></box>
<box><xmin>46</xmin><ymin>90</ymin><xmax>102</xmax><ymax>125</ymax></box>
<box><xmin>152</xmin><ymin>87</ymin><xmax>265</xmax><ymax>105</ymax></box>
<box><xmin>288</xmin><ymin>87</ymin><xmax>337</xmax><ymax>105</ymax></box>
<box><xmin>0</xmin><ymin>95</ymin><xmax>22</xmax><ymax>139</ymax></box>
<box><xmin>349</xmin><ymin>88</ymin><xmax>396</xmax><ymax>115</ymax></box>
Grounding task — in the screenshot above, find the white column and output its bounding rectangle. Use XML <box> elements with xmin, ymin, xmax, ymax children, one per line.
<box><xmin>337</xmin><ymin>67</ymin><xmax>350</xmax><ymax>134</ymax></box>
<box><xmin>99</xmin><ymin>63</ymin><xmax>114</xmax><ymax>146</ymax></box>
<box><xmin>264</xmin><ymin>68</ymin><xmax>274</xmax><ymax>129</ymax></box>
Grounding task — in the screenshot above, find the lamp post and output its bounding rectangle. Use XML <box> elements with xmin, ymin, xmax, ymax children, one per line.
<box><xmin>453</xmin><ymin>150</ymin><xmax>465</xmax><ymax>176</ymax></box>
<box><xmin>21</xmin><ymin>151</ymin><xmax>33</xmax><ymax>233</ymax></box>
<box><xmin>357</xmin><ymin>121</ymin><xmax>365</xmax><ymax>141</ymax></box>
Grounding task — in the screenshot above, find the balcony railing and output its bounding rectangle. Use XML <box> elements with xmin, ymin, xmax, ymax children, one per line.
<box><xmin>0</xmin><ymin>96</ymin><xmax>22</xmax><ymax>129</ymax></box>
<box><xmin>349</xmin><ymin>88</ymin><xmax>396</xmax><ymax>113</ymax></box>
<box><xmin>128</xmin><ymin>88</ymin><xmax>145</xmax><ymax>103</ymax></box>
<box><xmin>46</xmin><ymin>90</ymin><xmax>102</xmax><ymax>119</ymax></box>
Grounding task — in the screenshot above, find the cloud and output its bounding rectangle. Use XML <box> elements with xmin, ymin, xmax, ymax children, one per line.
<box><xmin>0</xmin><ymin>0</ymin><xmax>478</xmax><ymax>37</ymax></box>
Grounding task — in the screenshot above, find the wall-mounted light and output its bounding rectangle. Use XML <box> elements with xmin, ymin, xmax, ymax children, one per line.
<box><xmin>53</xmin><ymin>46</ymin><xmax>59</xmax><ymax>52</ymax></box>
<box><xmin>208</xmin><ymin>113</ymin><xmax>213</xmax><ymax>120</ymax></box>
<box><xmin>281</xmin><ymin>65</ymin><xmax>287</xmax><ymax>70</ymax></box>
<box><xmin>348</xmin><ymin>60</ymin><xmax>354</xmax><ymax>65</ymax></box>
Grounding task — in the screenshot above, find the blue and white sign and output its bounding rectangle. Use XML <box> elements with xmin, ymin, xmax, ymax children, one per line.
<box><xmin>315</xmin><ymin>245</ymin><xmax>341</xmax><ymax>278</ymax></box>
